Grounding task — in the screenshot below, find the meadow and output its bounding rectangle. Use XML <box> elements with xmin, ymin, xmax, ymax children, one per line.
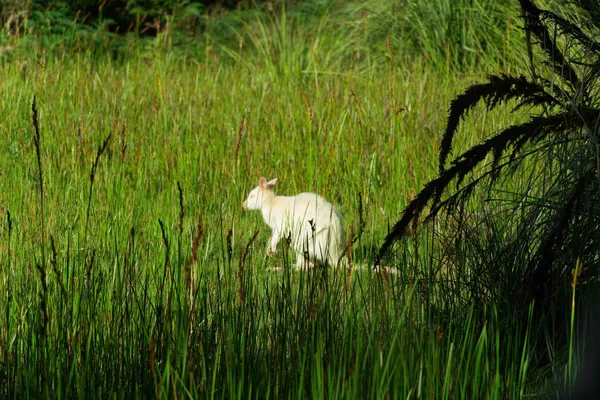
<box><xmin>0</xmin><ymin>0</ymin><xmax>591</xmax><ymax>398</ymax></box>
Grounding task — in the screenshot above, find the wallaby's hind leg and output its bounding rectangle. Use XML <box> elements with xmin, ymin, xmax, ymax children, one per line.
<box><xmin>267</xmin><ymin>233</ymin><xmax>280</xmax><ymax>255</ymax></box>
<box><xmin>294</xmin><ymin>253</ymin><xmax>313</xmax><ymax>270</ymax></box>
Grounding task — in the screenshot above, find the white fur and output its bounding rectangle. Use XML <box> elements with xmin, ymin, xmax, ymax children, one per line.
<box><xmin>243</xmin><ymin>177</ymin><xmax>346</xmax><ymax>268</ymax></box>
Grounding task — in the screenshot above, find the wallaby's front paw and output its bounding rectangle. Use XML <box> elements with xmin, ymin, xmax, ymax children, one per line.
<box><xmin>294</xmin><ymin>262</ymin><xmax>311</xmax><ymax>271</ymax></box>
<box><xmin>267</xmin><ymin>246</ymin><xmax>278</xmax><ymax>256</ymax></box>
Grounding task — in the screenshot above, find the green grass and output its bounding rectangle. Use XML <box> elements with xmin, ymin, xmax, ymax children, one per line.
<box><xmin>0</xmin><ymin>49</ymin><xmax>542</xmax><ymax>398</ymax></box>
<box><xmin>0</xmin><ymin>1</ymin><xmax>585</xmax><ymax>397</ymax></box>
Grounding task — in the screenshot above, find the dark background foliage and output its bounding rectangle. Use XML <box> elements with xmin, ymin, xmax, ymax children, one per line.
<box><xmin>1</xmin><ymin>1</ymin><xmax>302</xmax><ymax>35</ymax></box>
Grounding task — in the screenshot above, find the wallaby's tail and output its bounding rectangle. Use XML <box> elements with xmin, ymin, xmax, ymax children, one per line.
<box><xmin>371</xmin><ymin>264</ymin><xmax>400</xmax><ymax>275</ymax></box>
<box><xmin>336</xmin><ymin>255</ymin><xmax>400</xmax><ymax>275</ymax></box>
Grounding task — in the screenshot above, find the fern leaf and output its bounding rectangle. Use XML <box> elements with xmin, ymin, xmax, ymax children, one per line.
<box><xmin>540</xmin><ymin>11</ymin><xmax>600</xmax><ymax>54</ymax></box>
<box><xmin>519</xmin><ymin>0</ymin><xmax>581</xmax><ymax>89</ymax></box>
<box><xmin>439</xmin><ymin>74</ymin><xmax>558</xmax><ymax>174</ymax></box>
<box><xmin>378</xmin><ymin>110</ymin><xmax>593</xmax><ymax>265</ymax></box>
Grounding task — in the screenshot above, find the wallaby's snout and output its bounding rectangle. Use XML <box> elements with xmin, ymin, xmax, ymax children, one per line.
<box><xmin>243</xmin><ymin>177</ymin><xmax>277</xmax><ymax>211</ymax></box>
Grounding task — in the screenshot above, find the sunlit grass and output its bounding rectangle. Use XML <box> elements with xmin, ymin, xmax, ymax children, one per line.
<box><xmin>0</xmin><ymin>46</ymin><xmax>543</xmax><ymax>397</ymax></box>
<box><xmin>2</xmin><ymin>0</ymin><xmax>586</xmax><ymax>394</ymax></box>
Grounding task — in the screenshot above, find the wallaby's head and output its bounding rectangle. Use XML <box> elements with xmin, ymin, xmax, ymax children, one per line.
<box><xmin>243</xmin><ymin>177</ymin><xmax>278</xmax><ymax>210</ymax></box>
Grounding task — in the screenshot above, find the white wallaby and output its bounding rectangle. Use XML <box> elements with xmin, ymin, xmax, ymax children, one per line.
<box><xmin>243</xmin><ymin>177</ymin><xmax>345</xmax><ymax>268</ymax></box>
<box><xmin>242</xmin><ymin>177</ymin><xmax>399</xmax><ymax>275</ymax></box>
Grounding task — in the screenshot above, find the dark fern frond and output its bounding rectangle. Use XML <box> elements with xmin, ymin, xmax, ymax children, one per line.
<box><xmin>519</xmin><ymin>0</ymin><xmax>581</xmax><ymax>89</ymax></box>
<box><xmin>378</xmin><ymin>0</ymin><xmax>600</xmax><ymax>367</ymax></box>
<box><xmin>525</xmin><ymin>165</ymin><xmax>597</xmax><ymax>313</ymax></box>
<box><xmin>539</xmin><ymin>10</ymin><xmax>600</xmax><ymax>55</ymax></box>
<box><xmin>439</xmin><ymin>74</ymin><xmax>559</xmax><ymax>174</ymax></box>
<box><xmin>429</xmin><ymin>141</ymin><xmax>561</xmax><ymax>224</ymax></box>
<box><xmin>573</xmin><ymin>0</ymin><xmax>600</xmax><ymax>32</ymax></box>
<box><xmin>450</xmin><ymin>113</ymin><xmax>575</xmax><ymax>182</ymax></box>
<box><xmin>378</xmin><ymin>110</ymin><xmax>594</xmax><ymax>265</ymax></box>
<box><xmin>514</xmin><ymin>76</ymin><xmax>569</xmax><ymax>109</ymax></box>
<box><xmin>579</xmin><ymin>60</ymin><xmax>600</xmax><ymax>106</ymax></box>
<box><xmin>375</xmin><ymin>174</ymin><xmax>440</xmax><ymax>266</ymax></box>
<box><xmin>431</xmin><ymin>168</ymin><xmax>497</xmax><ymax>222</ymax></box>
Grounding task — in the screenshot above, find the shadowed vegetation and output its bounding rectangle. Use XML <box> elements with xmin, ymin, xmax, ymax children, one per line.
<box><xmin>377</xmin><ymin>0</ymin><xmax>600</xmax><ymax>395</ymax></box>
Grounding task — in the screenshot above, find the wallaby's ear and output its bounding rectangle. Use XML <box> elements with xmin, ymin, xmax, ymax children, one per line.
<box><xmin>258</xmin><ymin>177</ymin><xmax>267</xmax><ymax>188</ymax></box>
<box><xmin>267</xmin><ymin>178</ymin><xmax>278</xmax><ymax>187</ymax></box>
